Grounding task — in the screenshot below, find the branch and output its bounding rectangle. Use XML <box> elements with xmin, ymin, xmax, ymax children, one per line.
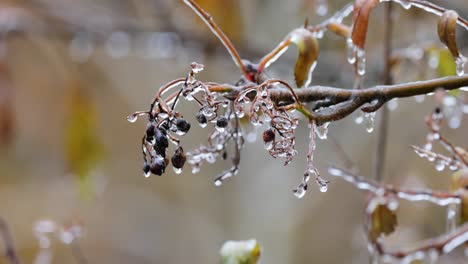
<box><xmin>0</xmin><ymin>217</ymin><xmax>21</xmax><ymax>264</ymax></box>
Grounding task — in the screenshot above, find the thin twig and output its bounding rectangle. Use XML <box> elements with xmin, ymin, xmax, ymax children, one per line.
<box><xmin>0</xmin><ymin>217</ymin><xmax>21</xmax><ymax>264</ymax></box>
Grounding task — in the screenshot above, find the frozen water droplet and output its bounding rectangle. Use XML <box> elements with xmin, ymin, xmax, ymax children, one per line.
<box><xmin>192</xmin><ymin>166</ymin><xmax>200</xmax><ymax>174</ymax></box>
<box><xmin>173</xmin><ymin>167</ymin><xmax>182</xmax><ymax>174</ymax></box>
<box><xmin>127</xmin><ymin>114</ymin><xmax>138</xmax><ymax>123</ymax></box>
<box><xmin>319</xmin><ymin>184</ymin><xmax>328</xmax><ymax>193</ymax></box>
<box><xmin>315</xmin><ymin>122</ymin><xmax>330</xmax><ymax>140</ymax></box>
<box><xmin>415</xmin><ymin>94</ymin><xmax>425</xmax><ymax>103</ymax></box>
<box><xmin>175</xmin><ymin>130</ymin><xmax>187</xmax><ymax>136</ymax></box>
<box><xmin>354</xmin><ymin>111</ymin><xmax>364</xmax><ymax>124</ymax></box>
<box><xmin>199</xmin><ymin>122</ymin><xmax>207</xmax><ymax>128</ymax></box>
<box><xmin>264</xmin><ymin>141</ymin><xmax>273</xmax><ymax>150</ymax></box>
<box><xmin>387</xmin><ymin>199</ymin><xmax>399</xmax><ymax>211</ymax></box>
<box><xmin>386</xmin><ymin>99</ymin><xmax>398</xmax><ymax>111</ymax></box>
<box><xmin>144</xmin><ymin>171</ymin><xmax>151</xmax><ymax>178</ymax></box>
<box><xmin>216</xmin><ymin>126</ymin><xmax>225</xmax><ymax>133</ymax></box>
<box><xmin>356</xmin><ymin>48</ymin><xmax>366</xmax><ymax>76</ymax></box>
<box><xmin>214</xmin><ymin>179</ymin><xmax>222</xmax><ymax>186</ymax></box>
<box><xmin>316</xmin><ymin>0</ymin><xmax>328</xmax><ymax>16</ymax></box>
<box><xmin>446</xmin><ymin>204</ymin><xmax>459</xmax><ymax>232</ymax></box>
<box><xmin>424</xmin><ymin>143</ymin><xmax>432</xmax><ymax>151</ymax></box>
<box><xmin>364</xmin><ymin>112</ymin><xmax>375</xmax><ymax>133</ymax></box>
<box><xmin>293</xmin><ymin>185</ymin><xmax>306</xmax><ymax>199</ymax></box>
<box><xmin>346</xmin><ymin>38</ymin><xmax>356</xmax><ymax>64</ymax></box>
<box><xmin>449</xmin><ymin>164</ymin><xmax>458</xmax><ymax>171</ymax></box>
<box><xmin>435</xmin><ymin>159</ymin><xmax>445</xmax><ymax>171</ymax></box>
<box><xmin>191</xmin><ymin>62</ymin><xmax>204</xmax><ymax>73</ymax></box>
<box><xmin>455</xmin><ymin>55</ymin><xmax>467</xmax><ymax>76</ymax></box>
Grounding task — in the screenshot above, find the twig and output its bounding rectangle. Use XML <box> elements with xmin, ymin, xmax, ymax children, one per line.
<box><xmin>0</xmin><ymin>217</ymin><xmax>21</xmax><ymax>264</ymax></box>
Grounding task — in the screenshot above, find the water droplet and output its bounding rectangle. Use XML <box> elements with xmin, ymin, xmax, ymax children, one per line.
<box><xmin>446</xmin><ymin>204</ymin><xmax>459</xmax><ymax>232</ymax></box>
<box><xmin>386</xmin><ymin>99</ymin><xmax>398</xmax><ymax>111</ymax></box>
<box><xmin>364</xmin><ymin>112</ymin><xmax>375</xmax><ymax>133</ymax></box>
<box><xmin>127</xmin><ymin>114</ymin><xmax>138</xmax><ymax>123</ymax></box>
<box><xmin>173</xmin><ymin>167</ymin><xmax>182</xmax><ymax>174</ymax></box>
<box><xmin>319</xmin><ymin>184</ymin><xmax>328</xmax><ymax>193</ymax></box>
<box><xmin>356</xmin><ymin>48</ymin><xmax>366</xmax><ymax>76</ymax></box>
<box><xmin>315</xmin><ymin>122</ymin><xmax>330</xmax><ymax>140</ymax></box>
<box><xmin>455</xmin><ymin>55</ymin><xmax>467</xmax><ymax>76</ymax></box>
<box><xmin>293</xmin><ymin>185</ymin><xmax>306</xmax><ymax>199</ymax></box>
<box><xmin>214</xmin><ymin>179</ymin><xmax>222</xmax><ymax>186</ymax></box>
<box><xmin>449</xmin><ymin>164</ymin><xmax>458</xmax><ymax>171</ymax></box>
<box><xmin>315</xmin><ymin>0</ymin><xmax>328</xmax><ymax>16</ymax></box>
<box><xmin>216</xmin><ymin>126</ymin><xmax>225</xmax><ymax>133</ymax></box>
<box><xmin>415</xmin><ymin>94</ymin><xmax>425</xmax><ymax>103</ymax></box>
<box><xmin>424</xmin><ymin>143</ymin><xmax>432</xmax><ymax>151</ymax></box>
<box><xmin>264</xmin><ymin>141</ymin><xmax>273</xmax><ymax>150</ymax></box>
<box><xmin>387</xmin><ymin>199</ymin><xmax>399</xmax><ymax>211</ymax></box>
<box><xmin>144</xmin><ymin>171</ymin><xmax>151</xmax><ymax>178</ymax></box>
<box><xmin>192</xmin><ymin>166</ymin><xmax>200</xmax><ymax>174</ymax></box>
<box><xmin>354</xmin><ymin>111</ymin><xmax>364</xmax><ymax>124</ymax></box>
<box><xmin>346</xmin><ymin>38</ymin><xmax>356</xmax><ymax>64</ymax></box>
<box><xmin>435</xmin><ymin>159</ymin><xmax>445</xmax><ymax>171</ymax></box>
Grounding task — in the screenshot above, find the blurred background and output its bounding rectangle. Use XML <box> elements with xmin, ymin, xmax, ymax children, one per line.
<box><xmin>0</xmin><ymin>0</ymin><xmax>467</xmax><ymax>263</ymax></box>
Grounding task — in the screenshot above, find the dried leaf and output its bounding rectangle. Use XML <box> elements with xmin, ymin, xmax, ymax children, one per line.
<box><xmin>351</xmin><ymin>0</ymin><xmax>379</xmax><ymax>49</ymax></box>
<box><xmin>367</xmin><ymin>197</ymin><xmax>397</xmax><ymax>242</ymax></box>
<box><xmin>0</xmin><ymin>63</ymin><xmax>13</xmax><ymax>146</ymax></box>
<box><xmin>220</xmin><ymin>239</ymin><xmax>260</xmax><ymax>264</ymax></box>
<box><xmin>438</xmin><ymin>10</ymin><xmax>460</xmax><ymax>59</ymax></box>
<box><xmin>451</xmin><ymin>169</ymin><xmax>468</xmax><ymax>224</ymax></box>
<box><xmin>65</xmin><ymin>82</ymin><xmax>103</xmax><ymax>197</ymax></box>
<box><xmin>290</xmin><ymin>28</ymin><xmax>319</xmax><ymax>88</ymax></box>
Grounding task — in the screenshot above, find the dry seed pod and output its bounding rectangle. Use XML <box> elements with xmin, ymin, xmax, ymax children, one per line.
<box><xmin>438</xmin><ymin>10</ymin><xmax>460</xmax><ymax>59</ymax></box>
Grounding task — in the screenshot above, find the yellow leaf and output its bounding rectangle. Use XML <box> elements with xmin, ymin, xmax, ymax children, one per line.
<box><xmin>290</xmin><ymin>28</ymin><xmax>319</xmax><ymax>88</ymax></box>
<box><xmin>367</xmin><ymin>198</ymin><xmax>397</xmax><ymax>242</ymax></box>
<box><xmin>64</xmin><ymin>81</ymin><xmax>104</xmax><ymax>197</ymax></box>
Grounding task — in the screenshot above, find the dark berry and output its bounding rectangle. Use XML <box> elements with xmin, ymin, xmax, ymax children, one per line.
<box><xmin>262</xmin><ymin>128</ymin><xmax>275</xmax><ymax>143</ymax></box>
<box><xmin>150</xmin><ymin>159</ymin><xmax>166</xmax><ymax>176</ymax></box>
<box><xmin>155</xmin><ymin>128</ymin><xmax>168</xmax><ymax>149</ymax></box>
<box><xmin>143</xmin><ymin>162</ymin><xmax>150</xmax><ymax>175</ymax></box>
<box><xmin>196</xmin><ymin>112</ymin><xmax>207</xmax><ymax>124</ymax></box>
<box><xmin>176</xmin><ymin>118</ymin><xmax>191</xmax><ymax>133</ymax></box>
<box><xmin>216</xmin><ymin>116</ymin><xmax>228</xmax><ymax>128</ymax></box>
<box><xmin>171</xmin><ymin>146</ymin><xmax>186</xmax><ymax>169</ymax></box>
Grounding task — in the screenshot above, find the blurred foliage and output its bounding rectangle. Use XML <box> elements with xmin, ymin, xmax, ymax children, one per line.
<box><xmin>220</xmin><ymin>239</ymin><xmax>261</xmax><ymax>264</ymax></box>
<box><xmin>64</xmin><ymin>81</ymin><xmax>104</xmax><ymax>198</ymax></box>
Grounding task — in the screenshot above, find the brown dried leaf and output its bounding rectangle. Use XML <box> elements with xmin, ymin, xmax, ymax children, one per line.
<box><xmin>290</xmin><ymin>28</ymin><xmax>319</xmax><ymax>88</ymax></box>
<box><xmin>367</xmin><ymin>198</ymin><xmax>397</xmax><ymax>242</ymax></box>
<box><xmin>438</xmin><ymin>10</ymin><xmax>460</xmax><ymax>59</ymax></box>
<box><xmin>351</xmin><ymin>0</ymin><xmax>379</xmax><ymax>49</ymax></box>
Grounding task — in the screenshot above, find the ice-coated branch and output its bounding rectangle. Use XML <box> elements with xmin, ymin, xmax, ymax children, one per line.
<box><xmin>328</xmin><ymin>166</ymin><xmax>461</xmax><ymax>206</ymax></box>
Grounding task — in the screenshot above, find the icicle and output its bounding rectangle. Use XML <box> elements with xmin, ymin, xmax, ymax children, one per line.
<box><xmin>455</xmin><ymin>55</ymin><xmax>467</xmax><ymax>76</ymax></box>
<box><xmin>356</xmin><ymin>48</ymin><xmax>366</xmax><ymax>76</ymax></box>
<box><xmin>315</xmin><ymin>122</ymin><xmax>330</xmax><ymax>140</ymax></box>
<box><xmin>346</xmin><ymin>38</ymin><xmax>357</xmax><ymax>64</ymax></box>
<box><xmin>446</xmin><ymin>204</ymin><xmax>459</xmax><ymax>233</ymax></box>
<box><xmin>293</xmin><ymin>183</ymin><xmax>307</xmax><ymax>199</ymax></box>
<box><xmin>364</xmin><ymin>112</ymin><xmax>375</xmax><ymax>133</ymax></box>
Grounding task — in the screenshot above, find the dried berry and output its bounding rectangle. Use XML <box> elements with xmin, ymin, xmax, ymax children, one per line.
<box><xmin>176</xmin><ymin>118</ymin><xmax>191</xmax><ymax>133</ymax></box>
<box><xmin>150</xmin><ymin>159</ymin><xmax>166</xmax><ymax>176</ymax></box>
<box><xmin>262</xmin><ymin>128</ymin><xmax>275</xmax><ymax>143</ymax></box>
<box><xmin>155</xmin><ymin>128</ymin><xmax>168</xmax><ymax>149</ymax></box>
<box><xmin>171</xmin><ymin>146</ymin><xmax>186</xmax><ymax>169</ymax></box>
<box><xmin>146</xmin><ymin>123</ymin><xmax>155</xmax><ymax>142</ymax></box>
<box><xmin>216</xmin><ymin>116</ymin><xmax>228</xmax><ymax>128</ymax></box>
<box><xmin>196</xmin><ymin>112</ymin><xmax>207</xmax><ymax>125</ymax></box>
<box><xmin>143</xmin><ymin>162</ymin><xmax>150</xmax><ymax>176</ymax></box>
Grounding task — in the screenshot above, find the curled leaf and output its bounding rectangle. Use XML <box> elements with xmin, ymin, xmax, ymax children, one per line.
<box><xmin>290</xmin><ymin>28</ymin><xmax>319</xmax><ymax>88</ymax></box>
<box><xmin>438</xmin><ymin>10</ymin><xmax>460</xmax><ymax>59</ymax></box>
<box><xmin>220</xmin><ymin>239</ymin><xmax>260</xmax><ymax>264</ymax></box>
<box><xmin>351</xmin><ymin>0</ymin><xmax>379</xmax><ymax>50</ymax></box>
<box><xmin>366</xmin><ymin>196</ymin><xmax>397</xmax><ymax>242</ymax></box>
